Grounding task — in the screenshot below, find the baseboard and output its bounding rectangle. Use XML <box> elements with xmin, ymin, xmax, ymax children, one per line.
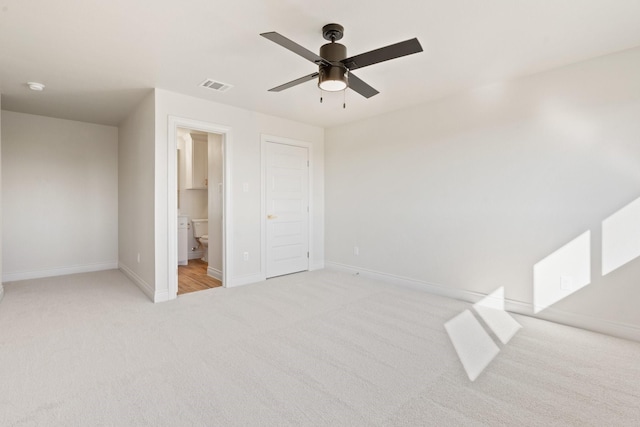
<box><xmin>324</xmin><ymin>261</ymin><xmax>640</xmax><ymax>343</ymax></box>
<box><xmin>226</xmin><ymin>272</ymin><xmax>264</xmax><ymax>287</ymax></box>
<box><xmin>153</xmin><ymin>289</ymin><xmax>171</xmax><ymax>303</ymax></box>
<box><xmin>504</xmin><ymin>299</ymin><xmax>640</xmax><ymax>342</ymax></box>
<box><xmin>325</xmin><ymin>261</ymin><xmax>487</xmax><ymax>303</ymax></box>
<box><xmin>2</xmin><ymin>261</ymin><xmax>119</xmax><ymax>283</ymax></box>
<box><xmin>225</xmin><ymin>263</ymin><xmax>323</xmax><ymax>288</ymax></box>
<box><xmin>310</xmin><ymin>260</ymin><xmax>325</xmax><ymax>271</ymax></box>
<box><xmin>188</xmin><ymin>251</ymin><xmax>204</xmax><ymax>260</ymax></box>
<box><xmin>118</xmin><ymin>262</ymin><xmax>155</xmax><ymax>302</ymax></box>
<box><xmin>207</xmin><ymin>267</ymin><xmax>222</xmax><ymax>281</ymax></box>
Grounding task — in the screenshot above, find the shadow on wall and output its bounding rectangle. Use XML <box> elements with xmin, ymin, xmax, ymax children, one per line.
<box><xmin>445</xmin><ymin>195</ymin><xmax>640</xmax><ymax>381</ymax></box>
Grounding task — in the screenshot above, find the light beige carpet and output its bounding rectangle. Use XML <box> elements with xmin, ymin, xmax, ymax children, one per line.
<box><xmin>0</xmin><ymin>269</ymin><xmax>639</xmax><ymax>426</ymax></box>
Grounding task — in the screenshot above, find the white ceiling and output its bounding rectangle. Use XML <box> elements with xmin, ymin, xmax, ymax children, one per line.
<box><xmin>2</xmin><ymin>0</ymin><xmax>640</xmax><ymax>127</ymax></box>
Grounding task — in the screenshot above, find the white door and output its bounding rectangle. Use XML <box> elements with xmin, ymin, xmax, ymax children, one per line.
<box><xmin>265</xmin><ymin>142</ymin><xmax>309</xmax><ymax>278</ymax></box>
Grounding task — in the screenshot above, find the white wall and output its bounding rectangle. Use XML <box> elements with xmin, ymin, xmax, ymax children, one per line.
<box><xmin>118</xmin><ymin>92</ymin><xmax>156</xmax><ymax>299</ymax></box>
<box><xmin>155</xmin><ymin>89</ymin><xmax>324</xmax><ymax>296</ymax></box>
<box><xmin>1</xmin><ymin>111</ymin><xmax>118</xmax><ymax>281</ymax></box>
<box><xmin>325</xmin><ymin>47</ymin><xmax>640</xmax><ymax>341</ymax></box>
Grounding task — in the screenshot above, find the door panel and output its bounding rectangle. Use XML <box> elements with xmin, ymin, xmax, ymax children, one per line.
<box><xmin>266</xmin><ymin>142</ymin><xmax>309</xmax><ymax>278</ymax></box>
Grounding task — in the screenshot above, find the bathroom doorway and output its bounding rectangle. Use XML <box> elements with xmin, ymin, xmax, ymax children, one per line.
<box><xmin>176</xmin><ymin>128</ymin><xmax>224</xmax><ymax>294</ymax></box>
<box><xmin>167</xmin><ymin>117</ymin><xmax>230</xmax><ymax>298</ymax></box>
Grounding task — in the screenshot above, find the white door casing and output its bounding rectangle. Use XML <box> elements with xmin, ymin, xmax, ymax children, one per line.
<box><xmin>264</xmin><ymin>141</ymin><xmax>309</xmax><ymax>278</ymax></box>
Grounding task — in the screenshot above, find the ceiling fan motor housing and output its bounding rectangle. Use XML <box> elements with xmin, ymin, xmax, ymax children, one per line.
<box><xmin>319</xmin><ymin>42</ymin><xmax>346</xmax><ymax>62</ymax></box>
<box><xmin>318</xmin><ymin>42</ymin><xmax>347</xmax><ymax>91</ymax></box>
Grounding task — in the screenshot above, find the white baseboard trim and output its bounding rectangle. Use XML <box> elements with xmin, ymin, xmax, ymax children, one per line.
<box><xmin>118</xmin><ymin>262</ymin><xmax>155</xmax><ymax>302</ymax></box>
<box><xmin>188</xmin><ymin>251</ymin><xmax>204</xmax><ymax>260</ymax></box>
<box><xmin>2</xmin><ymin>261</ymin><xmax>119</xmax><ymax>283</ymax></box>
<box><xmin>325</xmin><ymin>261</ymin><xmax>640</xmax><ymax>343</ymax></box>
<box><xmin>154</xmin><ymin>289</ymin><xmax>171</xmax><ymax>303</ymax></box>
<box><xmin>310</xmin><ymin>261</ymin><xmax>325</xmax><ymax>271</ymax></box>
<box><xmin>325</xmin><ymin>261</ymin><xmax>486</xmax><ymax>302</ymax></box>
<box><xmin>505</xmin><ymin>298</ymin><xmax>640</xmax><ymax>342</ymax></box>
<box><xmin>227</xmin><ymin>273</ymin><xmax>265</xmax><ymax>288</ymax></box>
<box><xmin>207</xmin><ymin>267</ymin><xmax>222</xmax><ymax>281</ymax></box>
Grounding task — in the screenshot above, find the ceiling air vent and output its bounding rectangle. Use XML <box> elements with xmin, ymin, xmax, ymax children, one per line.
<box><xmin>199</xmin><ymin>78</ymin><xmax>233</xmax><ymax>92</ymax></box>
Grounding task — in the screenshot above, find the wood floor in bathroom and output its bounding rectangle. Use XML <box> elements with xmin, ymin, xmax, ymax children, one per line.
<box><xmin>177</xmin><ymin>259</ymin><xmax>222</xmax><ymax>295</ymax></box>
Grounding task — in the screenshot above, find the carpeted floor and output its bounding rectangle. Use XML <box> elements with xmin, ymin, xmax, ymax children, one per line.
<box><xmin>0</xmin><ymin>269</ymin><xmax>639</xmax><ymax>426</ymax></box>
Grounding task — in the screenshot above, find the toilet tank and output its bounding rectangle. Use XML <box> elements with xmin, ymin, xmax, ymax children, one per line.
<box><xmin>191</xmin><ymin>219</ymin><xmax>208</xmax><ymax>238</ymax></box>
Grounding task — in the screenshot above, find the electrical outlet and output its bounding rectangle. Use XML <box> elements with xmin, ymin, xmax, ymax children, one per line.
<box><xmin>354</xmin><ymin>246</ymin><xmax>359</xmax><ymax>256</ymax></box>
<box><xmin>560</xmin><ymin>275</ymin><xmax>573</xmax><ymax>291</ymax></box>
<box><xmin>243</xmin><ymin>252</ymin><xmax>249</xmax><ymax>261</ymax></box>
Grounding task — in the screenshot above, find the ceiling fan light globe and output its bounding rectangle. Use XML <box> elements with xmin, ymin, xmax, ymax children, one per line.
<box><xmin>319</xmin><ymin>79</ymin><xmax>347</xmax><ymax>91</ymax></box>
<box><xmin>318</xmin><ymin>65</ymin><xmax>348</xmax><ymax>92</ymax></box>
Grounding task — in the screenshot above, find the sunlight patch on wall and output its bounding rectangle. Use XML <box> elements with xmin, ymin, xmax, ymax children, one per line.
<box><xmin>533</xmin><ymin>231</ymin><xmax>591</xmax><ymax>314</ymax></box>
<box><xmin>602</xmin><ymin>197</ymin><xmax>640</xmax><ymax>276</ymax></box>
<box><xmin>473</xmin><ymin>287</ymin><xmax>522</xmax><ymax>345</ymax></box>
<box><xmin>444</xmin><ymin>310</ymin><xmax>500</xmax><ymax>381</ymax></box>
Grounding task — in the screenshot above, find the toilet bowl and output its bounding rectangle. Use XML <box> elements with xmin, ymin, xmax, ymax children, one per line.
<box><xmin>198</xmin><ymin>235</ymin><xmax>209</xmax><ymax>262</ymax></box>
<box><xmin>191</xmin><ymin>219</ymin><xmax>209</xmax><ymax>262</ymax></box>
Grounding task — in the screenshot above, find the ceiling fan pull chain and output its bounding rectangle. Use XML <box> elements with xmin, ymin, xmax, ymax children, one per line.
<box><xmin>344</xmin><ymin>69</ymin><xmax>348</xmax><ymax>108</ymax></box>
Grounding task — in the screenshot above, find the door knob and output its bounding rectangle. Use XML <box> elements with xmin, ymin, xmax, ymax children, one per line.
<box><xmin>267</xmin><ymin>214</ymin><xmax>277</xmax><ymax>219</ymax></box>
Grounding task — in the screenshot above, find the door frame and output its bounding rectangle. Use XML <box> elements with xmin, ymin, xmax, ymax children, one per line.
<box><xmin>260</xmin><ymin>134</ymin><xmax>313</xmax><ymax>278</ymax></box>
<box><xmin>168</xmin><ymin>116</ymin><xmax>232</xmax><ymax>297</ymax></box>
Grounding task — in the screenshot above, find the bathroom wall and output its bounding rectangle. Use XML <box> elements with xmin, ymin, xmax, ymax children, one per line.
<box><xmin>2</xmin><ymin>110</ymin><xmax>118</xmax><ymax>281</ymax></box>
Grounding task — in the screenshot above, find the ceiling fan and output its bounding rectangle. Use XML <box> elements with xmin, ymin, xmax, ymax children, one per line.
<box><xmin>260</xmin><ymin>23</ymin><xmax>423</xmax><ymax>100</ymax></box>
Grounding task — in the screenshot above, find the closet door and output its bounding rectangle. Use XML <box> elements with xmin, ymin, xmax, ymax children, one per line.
<box><xmin>265</xmin><ymin>142</ymin><xmax>309</xmax><ymax>278</ymax></box>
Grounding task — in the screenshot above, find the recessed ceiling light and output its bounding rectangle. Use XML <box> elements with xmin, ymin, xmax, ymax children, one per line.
<box><xmin>27</xmin><ymin>82</ymin><xmax>45</xmax><ymax>91</ymax></box>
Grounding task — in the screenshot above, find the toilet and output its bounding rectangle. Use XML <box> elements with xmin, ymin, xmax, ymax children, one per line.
<box><xmin>191</xmin><ymin>219</ymin><xmax>209</xmax><ymax>262</ymax></box>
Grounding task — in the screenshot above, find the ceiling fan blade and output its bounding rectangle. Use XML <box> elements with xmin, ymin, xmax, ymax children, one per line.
<box><xmin>268</xmin><ymin>72</ymin><xmax>320</xmax><ymax>92</ymax></box>
<box><xmin>342</xmin><ymin>38</ymin><xmax>423</xmax><ymax>71</ymax></box>
<box><xmin>260</xmin><ymin>32</ymin><xmax>330</xmax><ymax>66</ymax></box>
<box><xmin>347</xmin><ymin>73</ymin><xmax>379</xmax><ymax>98</ymax></box>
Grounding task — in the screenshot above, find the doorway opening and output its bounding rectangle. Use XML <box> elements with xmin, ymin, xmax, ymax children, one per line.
<box><xmin>168</xmin><ymin>117</ymin><xmax>231</xmax><ymax>298</ymax></box>
<box><xmin>176</xmin><ymin>128</ymin><xmax>223</xmax><ymax>294</ymax></box>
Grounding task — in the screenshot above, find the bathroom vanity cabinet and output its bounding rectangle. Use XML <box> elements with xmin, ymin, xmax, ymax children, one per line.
<box><xmin>178</xmin><ymin>215</ymin><xmax>189</xmax><ymax>265</ymax></box>
<box><xmin>185</xmin><ymin>133</ymin><xmax>208</xmax><ymax>189</ymax></box>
